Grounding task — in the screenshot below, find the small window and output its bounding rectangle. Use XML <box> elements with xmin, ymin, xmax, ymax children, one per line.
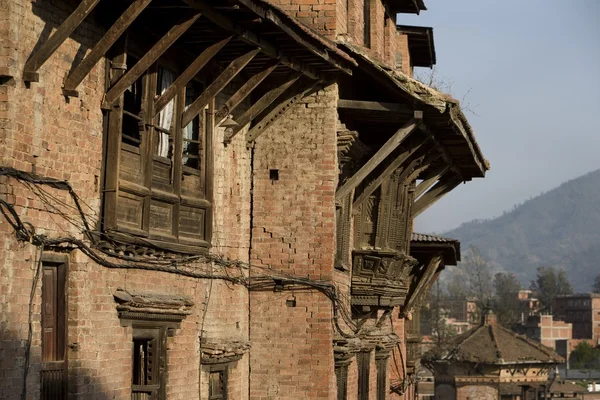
<box><xmin>376</xmin><ymin>357</ymin><xmax>388</xmax><ymax>400</ymax></box>
<box><xmin>335</xmin><ymin>363</ymin><xmax>349</xmax><ymax>400</ymax></box>
<box><xmin>132</xmin><ymin>328</ymin><xmax>166</xmax><ymax>400</ymax></box>
<box><xmin>363</xmin><ymin>0</ymin><xmax>371</xmax><ymax>48</ymax></box>
<box><xmin>208</xmin><ymin>364</ymin><xmax>228</xmax><ymax>400</ymax></box>
<box><xmin>358</xmin><ymin>351</ymin><xmax>371</xmax><ymax>400</ymax></box>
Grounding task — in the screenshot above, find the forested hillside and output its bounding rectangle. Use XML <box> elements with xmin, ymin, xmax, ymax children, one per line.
<box><xmin>442</xmin><ymin>169</ymin><xmax>600</xmax><ymax>291</ymax></box>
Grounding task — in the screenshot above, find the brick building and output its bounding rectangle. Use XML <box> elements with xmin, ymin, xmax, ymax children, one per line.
<box><xmin>522</xmin><ymin>315</ymin><xmax>573</xmax><ymax>356</ymax></box>
<box><xmin>554</xmin><ymin>294</ymin><xmax>600</xmax><ymax>343</ymax></box>
<box><xmin>0</xmin><ymin>0</ymin><xmax>487</xmax><ymax>399</ymax></box>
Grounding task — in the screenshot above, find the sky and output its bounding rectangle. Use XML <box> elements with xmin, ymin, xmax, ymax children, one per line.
<box><xmin>400</xmin><ymin>0</ymin><xmax>600</xmax><ymax>233</ymax></box>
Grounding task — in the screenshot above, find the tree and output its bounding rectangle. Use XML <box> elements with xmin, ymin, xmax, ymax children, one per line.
<box><xmin>592</xmin><ymin>274</ymin><xmax>600</xmax><ymax>293</ymax></box>
<box><xmin>420</xmin><ymin>281</ymin><xmax>458</xmax><ymax>346</ymax></box>
<box><xmin>570</xmin><ymin>341</ymin><xmax>600</xmax><ymax>379</ymax></box>
<box><xmin>461</xmin><ymin>246</ymin><xmax>494</xmax><ymax>311</ymax></box>
<box><xmin>492</xmin><ymin>272</ymin><xmax>522</xmax><ymax>326</ymax></box>
<box><xmin>530</xmin><ymin>266</ymin><xmax>573</xmax><ymax>310</ymax></box>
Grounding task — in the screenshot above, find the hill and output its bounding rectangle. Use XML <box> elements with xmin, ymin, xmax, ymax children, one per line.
<box><xmin>442</xmin><ymin>169</ymin><xmax>600</xmax><ymax>292</ymax></box>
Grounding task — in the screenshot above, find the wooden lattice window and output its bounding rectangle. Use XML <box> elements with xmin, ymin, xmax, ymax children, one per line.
<box><xmin>103</xmin><ymin>41</ymin><xmax>212</xmax><ymax>254</ymax></box>
<box><xmin>41</xmin><ymin>260</ymin><xmax>67</xmax><ymax>400</ymax></box>
<box><xmin>132</xmin><ymin>327</ymin><xmax>167</xmax><ymax>400</ymax></box>
<box><xmin>335</xmin><ymin>363</ymin><xmax>349</xmax><ymax>400</ymax></box>
<box><xmin>208</xmin><ymin>363</ymin><xmax>228</xmax><ymax>400</ymax></box>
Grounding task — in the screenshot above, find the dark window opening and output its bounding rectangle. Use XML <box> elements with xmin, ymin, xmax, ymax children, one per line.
<box><xmin>122</xmin><ymin>54</ymin><xmax>143</xmax><ymax>147</ymax></box>
<box><xmin>335</xmin><ymin>364</ymin><xmax>348</xmax><ymax>400</ymax></box>
<box><xmin>132</xmin><ymin>328</ymin><xmax>165</xmax><ymax>400</ymax></box>
<box><xmin>363</xmin><ymin>0</ymin><xmax>371</xmax><ymax>48</ymax></box>
<box><xmin>183</xmin><ymin>81</ymin><xmax>204</xmax><ymax>173</ymax></box>
<box><xmin>376</xmin><ymin>357</ymin><xmax>387</xmax><ymax>400</ymax></box>
<box><xmin>358</xmin><ymin>351</ymin><xmax>371</xmax><ymax>400</ymax></box>
<box><xmin>208</xmin><ymin>365</ymin><xmax>228</xmax><ymax>400</ymax></box>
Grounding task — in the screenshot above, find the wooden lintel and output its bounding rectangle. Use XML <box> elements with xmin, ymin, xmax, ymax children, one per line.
<box><xmin>245</xmin><ymin>80</ymin><xmax>320</xmax><ymax>144</ymax></box>
<box><xmin>62</xmin><ymin>0</ymin><xmax>152</xmax><ymax>95</ymax></box>
<box><xmin>23</xmin><ymin>0</ymin><xmax>101</xmax><ymax>82</ymax></box>
<box><xmin>338</xmin><ymin>99</ymin><xmax>412</xmax><ymax>114</ymax></box>
<box><xmin>412</xmin><ymin>175</ymin><xmax>461</xmax><ymax>218</ymax></box>
<box><xmin>182</xmin><ymin>0</ymin><xmax>321</xmax><ymax>80</ymax></box>
<box><xmin>352</xmin><ymin>139</ymin><xmax>429</xmax><ymax>210</ymax></box>
<box><xmin>225</xmin><ymin>74</ymin><xmax>300</xmax><ymax>143</ymax></box>
<box><xmin>413</xmin><ymin>163</ymin><xmax>450</xmax><ymax>199</ymax></box>
<box><xmin>103</xmin><ymin>12</ymin><xmax>201</xmax><ymax>107</ymax></box>
<box><xmin>402</xmin><ymin>254</ymin><xmax>442</xmax><ymax>317</ymax></box>
<box><xmin>215</xmin><ymin>60</ymin><xmax>279</xmax><ymax>120</ymax></box>
<box><xmin>335</xmin><ymin>118</ymin><xmax>421</xmax><ymax>202</ymax></box>
<box><xmin>181</xmin><ymin>48</ymin><xmax>260</xmax><ymax>128</ymax></box>
<box><xmin>154</xmin><ymin>36</ymin><xmax>232</xmax><ymax>115</ymax></box>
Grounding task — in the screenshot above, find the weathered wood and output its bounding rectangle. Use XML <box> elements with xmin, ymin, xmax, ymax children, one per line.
<box><xmin>352</xmin><ymin>139</ymin><xmax>428</xmax><ymax>210</ymax></box>
<box><xmin>419</xmin><ymin>124</ymin><xmax>463</xmax><ymax>179</ymax></box>
<box><xmin>245</xmin><ymin>80</ymin><xmax>319</xmax><ymax>144</ymax></box>
<box><xmin>62</xmin><ymin>0</ymin><xmax>152</xmax><ymax>95</ymax></box>
<box><xmin>23</xmin><ymin>0</ymin><xmax>101</xmax><ymax>82</ymax></box>
<box><xmin>215</xmin><ymin>60</ymin><xmax>279</xmax><ymax>120</ymax></box>
<box><xmin>402</xmin><ymin>254</ymin><xmax>442</xmax><ymax>317</ymax></box>
<box><xmin>182</xmin><ymin>0</ymin><xmax>321</xmax><ymax>80</ymax></box>
<box><xmin>406</xmin><ymin>151</ymin><xmax>442</xmax><ymax>183</ymax></box>
<box><xmin>181</xmin><ymin>48</ymin><xmax>260</xmax><ymax>127</ymax></box>
<box><xmin>103</xmin><ymin>13</ymin><xmax>201</xmax><ymax>107</ymax></box>
<box><xmin>335</xmin><ymin>117</ymin><xmax>421</xmax><ymax>202</ymax></box>
<box><xmin>413</xmin><ymin>163</ymin><xmax>450</xmax><ymax>199</ymax></box>
<box><xmin>412</xmin><ymin>175</ymin><xmax>461</xmax><ymax>218</ymax></box>
<box><xmin>338</xmin><ymin>99</ymin><xmax>412</xmax><ymax>114</ymax></box>
<box><xmin>226</xmin><ymin>74</ymin><xmax>300</xmax><ymax>142</ymax></box>
<box><xmin>154</xmin><ymin>36</ymin><xmax>232</xmax><ymax>115</ymax></box>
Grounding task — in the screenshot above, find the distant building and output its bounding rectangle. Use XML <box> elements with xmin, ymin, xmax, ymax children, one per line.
<box><xmin>423</xmin><ymin>311</ymin><xmax>564</xmax><ymax>400</ymax></box>
<box><xmin>522</xmin><ymin>315</ymin><xmax>573</xmax><ymax>358</ymax></box>
<box><xmin>554</xmin><ymin>294</ymin><xmax>600</xmax><ymax>343</ymax></box>
<box><xmin>519</xmin><ymin>289</ymin><xmax>542</xmax><ymax>317</ymax></box>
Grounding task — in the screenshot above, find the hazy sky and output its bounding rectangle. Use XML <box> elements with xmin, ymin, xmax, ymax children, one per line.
<box><xmin>399</xmin><ymin>1</ymin><xmax>600</xmax><ymax>233</ymax></box>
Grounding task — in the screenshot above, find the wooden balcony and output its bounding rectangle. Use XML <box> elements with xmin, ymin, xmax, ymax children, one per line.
<box><xmin>350</xmin><ymin>249</ymin><xmax>417</xmax><ymax>307</ymax></box>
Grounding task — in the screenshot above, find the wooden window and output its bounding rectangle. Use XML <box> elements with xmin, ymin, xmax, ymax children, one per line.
<box><xmin>132</xmin><ymin>327</ymin><xmax>166</xmax><ymax>400</ymax></box>
<box><xmin>104</xmin><ymin>42</ymin><xmax>212</xmax><ymax>254</ymax></box>
<box><xmin>363</xmin><ymin>0</ymin><xmax>371</xmax><ymax>48</ymax></box>
<box><xmin>358</xmin><ymin>351</ymin><xmax>371</xmax><ymax>400</ymax></box>
<box><xmin>376</xmin><ymin>357</ymin><xmax>387</xmax><ymax>400</ymax></box>
<box><xmin>41</xmin><ymin>261</ymin><xmax>67</xmax><ymax>399</ymax></box>
<box><xmin>335</xmin><ymin>363</ymin><xmax>348</xmax><ymax>400</ymax></box>
<box><xmin>208</xmin><ymin>364</ymin><xmax>228</xmax><ymax>400</ymax></box>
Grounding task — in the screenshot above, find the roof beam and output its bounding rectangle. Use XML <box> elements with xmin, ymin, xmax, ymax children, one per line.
<box><xmin>23</xmin><ymin>0</ymin><xmax>101</xmax><ymax>82</ymax></box>
<box><xmin>215</xmin><ymin>60</ymin><xmax>279</xmax><ymax>120</ymax></box>
<box><xmin>413</xmin><ymin>163</ymin><xmax>450</xmax><ymax>199</ymax></box>
<box><xmin>225</xmin><ymin>74</ymin><xmax>300</xmax><ymax>143</ymax></box>
<box><xmin>405</xmin><ymin>151</ymin><xmax>442</xmax><ymax>183</ymax></box>
<box><xmin>338</xmin><ymin>99</ymin><xmax>412</xmax><ymax>114</ymax></box>
<box><xmin>352</xmin><ymin>138</ymin><xmax>429</xmax><ymax>210</ymax></box>
<box><xmin>181</xmin><ymin>48</ymin><xmax>260</xmax><ymax>128</ymax></box>
<box><xmin>246</xmin><ymin>80</ymin><xmax>320</xmax><ymax>144</ymax></box>
<box><xmin>182</xmin><ymin>0</ymin><xmax>321</xmax><ymax>80</ymax></box>
<box><xmin>154</xmin><ymin>36</ymin><xmax>232</xmax><ymax>116</ymax></box>
<box><xmin>335</xmin><ymin>115</ymin><xmax>422</xmax><ymax>202</ymax></box>
<box><xmin>103</xmin><ymin>12</ymin><xmax>202</xmax><ymax>108</ymax></box>
<box><xmin>412</xmin><ymin>175</ymin><xmax>461</xmax><ymax>218</ymax></box>
<box><xmin>402</xmin><ymin>254</ymin><xmax>443</xmax><ymax>317</ymax></box>
<box><xmin>62</xmin><ymin>0</ymin><xmax>153</xmax><ymax>96</ymax></box>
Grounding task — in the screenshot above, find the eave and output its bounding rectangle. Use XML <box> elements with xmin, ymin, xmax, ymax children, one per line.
<box><xmin>396</xmin><ymin>24</ymin><xmax>436</xmax><ymax>68</ymax></box>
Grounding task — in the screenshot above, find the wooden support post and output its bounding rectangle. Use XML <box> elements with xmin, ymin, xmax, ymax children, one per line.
<box><xmin>405</xmin><ymin>151</ymin><xmax>442</xmax><ymax>183</ymax></box>
<box><xmin>352</xmin><ymin>139</ymin><xmax>428</xmax><ymax>210</ymax></box>
<box><xmin>335</xmin><ymin>116</ymin><xmax>422</xmax><ymax>202</ymax></box>
<box><xmin>62</xmin><ymin>0</ymin><xmax>153</xmax><ymax>96</ymax></box>
<box><xmin>103</xmin><ymin>12</ymin><xmax>201</xmax><ymax>107</ymax></box>
<box><xmin>337</xmin><ymin>99</ymin><xmax>412</xmax><ymax>114</ymax></box>
<box><xmin>413</xmin><ymin>164</ymin><xmax>450</xmax><ymax>199</ymax></box>
<box><xmin>412</xmin><ymin>175</ymin><xmax>461</xmax><ymax>218</ymax></box>
<box><xmin>182</xmin><ymin>0</ymin><xmax>322</xmax><ymax>79</ymax></box>
<box><xmin>214</xmin><ymin>60</ymin><xmax>279</xmax><ymax>120</ymax></box>
<box><xmin>402</xmin><ymin>254</ymin><xmax>442</xmax><ymax>317</ymax></box>
<box><xmin>225</xmin><ymin>74</ymin><xmax>300</xmax><ymax>143</ymax></box>
<box><xmin>23</xmin><ymin>0</ymin><xmax>101</xmax><ymax>82</ymax></box>
<box><xmin>245</xmin><ymin>80</ymin><xmax>319</xmax><ymax>144</ymax></box>
<box><xmin>154</xmin><ymin>36</ymin><xmax>232</xmax><ymax>115</ymax></box>
<box><xmin>180</xmin><ymin>48</ymin><xmax>260</xmax><ymax>128</ymax></box>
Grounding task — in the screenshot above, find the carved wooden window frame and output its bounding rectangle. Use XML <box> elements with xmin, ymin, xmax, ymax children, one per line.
<box><xmin>207</xmin><ymin>362</ymin><xmax>229</xmax><ymax>400</ymax></box>
<box><xmin>102</xmin><ymin>35</ymin><xmax>213</xmax><ymax>255</ymax></box>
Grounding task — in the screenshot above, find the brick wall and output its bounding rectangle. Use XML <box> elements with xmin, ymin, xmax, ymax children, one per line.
<box><xmin>267</xmin><ymin>0</ymin><xmax>338</xmax><ymax>39</ymax></box>
<box><xmin>395</xmin><ymin>33</ymin><xmax>412</xmax><ymax>76</ymax></box>
<box><xmin>249</xmin><ymin>83</ymin><xmax>339</xmax><ymax>399</ymax></box>
<box><xmin>456</xmin><ymin>384</ymin><xmax>497</xmax><ymax>400</ymax></box>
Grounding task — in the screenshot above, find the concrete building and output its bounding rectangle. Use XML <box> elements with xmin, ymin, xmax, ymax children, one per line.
<box><xmin>554</xmin><ymin>294</ymin><xmax>600</xmax><ymax>343</ymax></box>
<box><xmin>0</xmin><ymin>0</ymin><xmax>488</xmax><ymax>399</ymax></box>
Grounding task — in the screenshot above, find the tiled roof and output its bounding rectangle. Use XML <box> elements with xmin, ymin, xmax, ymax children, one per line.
<box><xmin>423</xmin><ymin>312</ymin><xmax>564</xmax><ymax>365</ymax></box>
<box><xmin>411</xmin><ymin>232</ymin><xmax>459</xmax><ymax>243</ymax></box>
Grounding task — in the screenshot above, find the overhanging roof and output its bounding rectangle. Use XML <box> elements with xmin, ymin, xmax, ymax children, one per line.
<box><xmin>388</xmin><ymin>0</ymin><xmax>427</xmax><ymax>14</ymax></box>
<box><xmin>396</xmin><ymin>25</ymin><xmax>436</xmax><ymax>68</ymax></box>
<box><xmin>411</xmin><ymin>232</ymin><xmax>460</xmax><ymax>265</ymax></box>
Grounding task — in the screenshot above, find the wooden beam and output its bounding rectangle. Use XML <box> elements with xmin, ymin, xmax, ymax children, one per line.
<box><xmin>103</xmin><ymin>12</ymin><xmax>201</xmax><ymax>107</ymax></box>
<box><xmin>182</xmin><ymin>0</ymin><xmax>321</xmax><ymax>80</ymax></box>
<box><xmin>181</xmin><ymin>48</ymin><xmax>260</xmax><ymax>128</ymax></box>
<box><xmin>405</xmin><ymin>151</ymin><xmax>442</xmax><ymax>183</ymax></box>
<box><xmin>402</xmin><ymin>254</ymin><xmax>442</xmax><ymax>317</ymax></box>
<box><xmin>154</xmin><ymin>36</ymin><xmax>232</xmax><ymax>115</ymax></box>
<box><xmin>225</xmin><ymin>74</ymin><xmax>300</xmax><ymax>143</ymax></box>
<box><xmin>352</xmin><ymin>139</ymin><xmax>428</xmax><ymax>210</ymax></box>
<box><xmin>337</xmin><ymin>99</ymin><xmax>412</xmax><ymax>114</ymax></box>
<box><xmin>414</xmin><ymin>163</ymin><xmax>450</xmax><ymax>199</ymax></box>
<box><xmin>245</xmin><ymin>80</ymin><xmax>319</xmax><ymax>144</ymax></box>
<box><xmin>419</xmin><ymin>124</ymin><xmax>463</xmax><ymax>179</ymax></box>
<box><xmin>215</xmin><ymin>60</ymin><xmax>279</xmax><ymax>120</ymax></box>
<box><xmin>335</xmin><ymin>116</ymin><xmax>421</xmax><ymax>202</ymax></box>
<box><xmin>23</xmin><ymin>0</ymin><xmax>101</xmax><ymax>82</ymax></box>
<box><xmin>412</xmin><ymin>175</ymin><xmax>461</xmax><ymax>218</ymax></box>
<box><xmin>62</xmin><ymin>0</ymin><xmax>153</xmax><ymax>96</ymax></box>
